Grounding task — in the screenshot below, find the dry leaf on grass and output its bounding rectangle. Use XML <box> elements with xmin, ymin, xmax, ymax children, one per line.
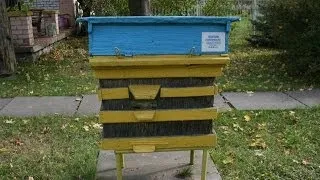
<box><xmin>244</xmin><ymin>115</ymin><xmax>251</xmax><ymax>122</ymax></box>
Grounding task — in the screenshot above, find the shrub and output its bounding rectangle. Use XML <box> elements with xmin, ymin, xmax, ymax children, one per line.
<box><xmin>202</xmin><ymin>0</ymin><xmax>236</xmax><ymax>16</ymax></box>
<box><xmin>250</xmin><ymin>0</ymin><xmax>320</xmax><ymax>78</ymax></box>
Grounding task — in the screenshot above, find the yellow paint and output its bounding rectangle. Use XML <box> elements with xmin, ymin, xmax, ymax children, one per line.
<box><xmin>115</xmin><ymin>153</ymin><xmax>123</xmax><ymax>180</ymax></box>
<box><xmin>100</xmin><ymin>134</ymin><xmax>217</xmax><ymax>151</ymax></box>
<box><xmin>90</xmin><ymin>55</ymin><xmax>229</xmax><ymax>67</ymax></box>
<box><xmin>93</xmin><ymin>65</ymin><xmax>225</xmax><ymax>79</ymax></box>
<box><xmin>160</xmin><ymin>86</ymin><xmax>218</xmax><ymax>97</ymax></box>
<box><xmin>98</xmin><ymin>85</ymin><xmax>219</xmax><ymax>100</ymax></box>
<box><xmin>201</xmin><ymin>149</ymin><xmax>208</xmax><ymax>180</ymax></box>
<box><xmin>98</xmin><ymin>88</ymin><xmax>129</xmax><ymax>100</ymax></box>
<box><xmin>128</xmin><ymin>85</ymin><xmax>160</xmax><ymax>100</ymax></box>
<box><xmin>132</xmin><ymin>145</ymin><xmax>156</xmax><ymax>153</ymax></box>
<box><xmin>99</xmin><ymin>108</ymin><xmax>218</xmax><ymax>123</ymax></box>
<box><xmin>133</xmin><ymin>111</ymin><xmax>156</xmax><ymax>121</ymax></box>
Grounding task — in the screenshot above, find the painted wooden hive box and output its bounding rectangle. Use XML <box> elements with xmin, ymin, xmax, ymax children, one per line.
<box><xmin>81</xmin><ymin>16</ymin><xmax>240</xmax><ymax>152</ymax></box>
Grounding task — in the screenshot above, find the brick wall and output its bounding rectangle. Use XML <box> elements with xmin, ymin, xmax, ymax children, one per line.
<box><xmin>31</xmin><ymin>0</ymin><xmax>60</xmax><ymax>10</ymax></box>
<box><xmin>9</xmin><ymin>16</ymin><xmax>34</xmax><ymax>46</ymax></box>
<box><xmin>59</xmin><ymin>0</ymin><xmax>76</xmax><ymax>26</ymax></box>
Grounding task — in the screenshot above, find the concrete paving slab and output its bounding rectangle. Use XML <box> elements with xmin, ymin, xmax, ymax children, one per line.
<box><xmin>222</xmin><ymin>92</ymin><xmax>306</xmax><ymax>110</ymax></box>
<box><xmin>77</xmin><ymin>94</ymin><xmax>101</xmax><ymax>115</ymax></box>
<box><xmin>286</xmin><ymin>89</ymin><xmax>320</xmax><ymax>107</ymax></box>
<box><xmin>96</xmin><ymin>150</ymin><xmax>221</xmax><ymax>180</ymax></box>
<box><xmin>0</xmin><ymin>96</ymin><xmax>80</xmax><ymax>117</ymax></box>
<box><xmin>214</xmin><ymin>94</ymin><xmax>232</xmax><ymax>112</ymax></box>
<box><xmin>0</xmin><ymin>98</ymin><xmax>12</xmax><ymax>110</ymax></box>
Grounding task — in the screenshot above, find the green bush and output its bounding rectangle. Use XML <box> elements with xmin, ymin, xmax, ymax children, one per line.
<box><xmin>151</xmin><ymin>0</ymin><xmax>197</xmax><ymax>15</ymax></box>
<box><xmin>202</xmin><ymin>0</ymin><xmax>236</xmax><ymax>16</ymax></box>
<box><xmin>250</xmin><ymin>0</ymin><xmax>320</xmax><ymax>77</ymax></box>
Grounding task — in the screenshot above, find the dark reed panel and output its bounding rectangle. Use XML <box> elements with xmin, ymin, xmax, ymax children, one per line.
<box><xmin>103</xmin><ymin>120</ymin><xmax>213</xmax><ymax>138</ymax></box>
<box><xmin>100</xmin><ymin>77</ymin><xmax>215</xmax><ymax>88</ymax></box>
<box><xmin>101</xmin><ymin>96</ymin><xmax>214</xmax><ymax>110</ymax></box>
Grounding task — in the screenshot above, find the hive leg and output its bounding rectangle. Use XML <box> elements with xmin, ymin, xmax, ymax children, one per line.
<box><xmin>116</xmin><ymin>153</ymin><xmax>123</xmax><ymax>180</ymax></box>
<box><xmin>201</xmin><ymin>149</ymin><xmax>208</xmax><ymax>180</ymax></box>
<box><xmin>120</xmin><ymin>154</ymin><xmax>125</xmax><ymax>168</ymax></box>
<box><xmin>189</xmin><ymin>150</ymin><xmax>195</xmax><ymax>165</ymax></box>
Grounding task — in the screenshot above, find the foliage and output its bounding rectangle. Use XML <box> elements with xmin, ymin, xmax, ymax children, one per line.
<box><xmin>6</xmin><ymin>0</ymin><xmax>34</xmax><ymax>12</ymax></box>
<box><xmin>202</xmin><ymin>0</ymin><xmax>236</xmax><ymax>16</ymax></box>
<box><xmin>91</xmin><ymin>0</ymin><xmax>129</xmax><ymax>16</ymax></box>
<box><xmin>250</xmin><ymin>0</ymin><xmax>320</xmax><ymax>78</ymax></box>
<box><xmin>151</xmin><ymin>0</ymin><xmax>197</xmax><ymax>15</ymax></box>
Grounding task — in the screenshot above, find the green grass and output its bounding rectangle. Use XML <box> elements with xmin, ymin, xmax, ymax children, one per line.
<box><xmin>0</xmin><ymin>17</ymin><xmax>318</xmax><ymax>98</ymax></box>
<box><xmin>1</xmin><ymin>108</ymin><xmax>320</xmax><ymax>179</ymax></box>
<box><xmin>212</xmin><ymin>108</ymin><xmax>320</xmax><ymax>179</ymax></box>
<box><xmin>0</xmin><ymin>116</ymin><xmax>100</xmax><ymax>179</ymax></box>
<box><xmin>0</xmin><ymin>37</ymin><xmax>97</xmax><ymax>98</ymax></box>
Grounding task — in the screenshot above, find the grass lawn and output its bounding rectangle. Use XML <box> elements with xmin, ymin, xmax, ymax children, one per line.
<box><xmin>0</xmin><ymin>37</ymin><xmax>97</xmax><ymax>98</ymax></box>
<box><xmin>1</xmin><ymin>108</ymin><xmax>320</xmax><ymax>179</ymax></box>
<box><xmin>0</xmin><ymin>16</ymin><xmax>318</xmax><ymax>98</ymax></box>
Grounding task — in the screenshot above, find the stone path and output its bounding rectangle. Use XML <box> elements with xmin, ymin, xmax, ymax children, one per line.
<box><xmin>96</xmin><ymin>150</ymin><xmax>220</xmax><ymax>180</ymax></box>
<box><xmin>0</xmin><ymin>89</ymin><xmax>319</xmax><ymax>117</ymax></box>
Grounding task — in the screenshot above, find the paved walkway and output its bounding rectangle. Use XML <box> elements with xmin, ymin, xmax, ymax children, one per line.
<box><xmin>0</xmin><ymin>89</ymin><xmax>319</xmax><ymax>117</ymax></box>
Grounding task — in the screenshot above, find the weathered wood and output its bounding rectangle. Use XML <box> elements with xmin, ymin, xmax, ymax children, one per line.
<box><xmin>0</xmin><ymin>0</ymin><xmax>16</xmax><ymax>76</ymax></box>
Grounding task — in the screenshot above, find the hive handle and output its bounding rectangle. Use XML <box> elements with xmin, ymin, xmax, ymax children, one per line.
<box><xmin>132</xmin><ymin>145</ymin><xmax>156</xmax><ymax>153</ymax></box>
<box><xmin>133</xmin><ymin>111</ymin><xmax>156</xmax><ymax>121</ymax></box>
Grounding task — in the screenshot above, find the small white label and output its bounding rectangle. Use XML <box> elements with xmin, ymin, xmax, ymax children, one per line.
<box><xmin>201</xmin><ymin>32</ymin><xmax>226</xmax><ymax>52</ymax></box>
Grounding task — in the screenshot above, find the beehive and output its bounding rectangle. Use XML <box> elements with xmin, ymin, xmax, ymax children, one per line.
<box><xmin>80</xmin><ymin>16</ymin><xmax>239</xmax><ymax>179</ymax></box>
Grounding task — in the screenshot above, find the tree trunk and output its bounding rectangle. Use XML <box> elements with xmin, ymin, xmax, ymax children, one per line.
<box><xmin>129</xmin><ymin>0</ymin><xmax>151</xmax><ymax>16</ymax></box>
<box><xmin>0</xmin><ymin>0</ymin><xmax>16</xmax><ymax>76</ymax></box>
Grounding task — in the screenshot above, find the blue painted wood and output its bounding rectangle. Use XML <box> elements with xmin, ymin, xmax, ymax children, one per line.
<box><xmin>78</xmin><ymin>16</ymin><xmax>240</xmax><ymax>56</ymax></box>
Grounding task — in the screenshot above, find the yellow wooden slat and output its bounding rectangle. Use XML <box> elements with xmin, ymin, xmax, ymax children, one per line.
<box><xmin>100</xmin><ymin>134</ymin><xmax>217</xmax><ymax>151</ymax></box>
<box><xmin>160</xmin><ymin>86</ymin><xmax>218</xmax><ymax>97</ymax></box>
<box><xmin>93</xmin><ymin>65</ymin><xmax>224</xmax><ymax>79</ymax></box>
<box><xmin>98</xmin><ymin>88</ymin><xmax>129</xmax><ymax>100</ymax></box>
<box><xmin>99</xmin><ymin>108</ymin><xmax>218</xmax><ymax>123</ymax></box>
<box><xmin>128</xmin><ymin>85</ymin><xmax>160</xmax><ymax>100</ymax></box>
<box><xmin>90</xmin><ymin>55</ymin><xmax>229</xmax><ymax>67</ymax></box>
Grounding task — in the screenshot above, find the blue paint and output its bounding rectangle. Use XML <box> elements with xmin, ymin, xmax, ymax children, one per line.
<box><xmin>78</xmin><ymin>16</ymin><xmax>240</xmax><ymax>56</ymax></box>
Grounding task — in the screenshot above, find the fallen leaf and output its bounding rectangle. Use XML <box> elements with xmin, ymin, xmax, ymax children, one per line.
<box><xmin>254</xmin><ymin>150</ymin><xmax>264</xmax><ymax>157</ymax></box>
<box><xmin>247</xmin><ymin>91</ymin><xmax>254</xmax><ymax>96</ymax></box>
<box><xmin>302</xmin><ymin>160</ymin><xmax>310</xmax><ymax>165</ymax></box>
<box><xmin>220</xmin><ymin>126</ymin><xmax>229</xmax><ymax>130</ymax></box>
<box><xmin>289</xmin><ymin>111</ymin><xmax>295</xmax><ymax>116</ymax></box>
<box><xmin>249</xmin><ymin>138</ymin><xmax>267</xmax><ymax>149</ymax></box>
<box><xmin>292</xmin><ymin>159</ymin><xmax>299</xmax><ymax>164</ymax></box>
<box><xmin>61</xmin><ymin>124</ymin><xmax>68</xmax><ymax>129</ymax></box>
<box><xmin>222</xmin><ymin>156</ymin><xmax>234</xmax><ymax>165</ymax></box>
<box><xmin>83</xmin><ymin>125</ymin><xmax>90</xmax><ymax>131</ymax></box>
<box><xmin>15</xmin><ymin>139</ymin><xmax>23</xmax><ymax>146</ymax></box>
<box><xmin>92</xmin><ymin>123</ymin><xmax>102</xmax><ymax>129</ymax></box>
<box><xmin>244</xmin><ymin>115</ymin><xmax>251</xmax><ymax>122</ymax></box>
<box><xmin>233</xmin><ymin>123</ymin><xmax>244</xmax><ymax>131</ymax></box>
<box><xmin>5</xmin><ymin>120</ymin><xmax>14</xmax><ymax>124</ymax></box>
